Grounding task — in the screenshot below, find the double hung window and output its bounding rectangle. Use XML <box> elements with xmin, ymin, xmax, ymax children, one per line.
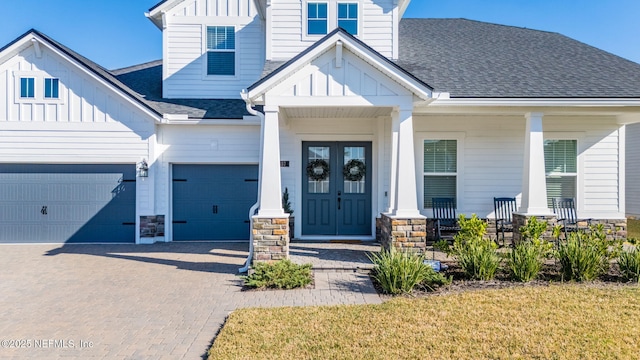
<box><xmin>206</xmin><ymin>26</ymin><xmax>235</xmax><ymax>76</ymax></box>
<box><xmin>423</xmin><ymin>140</ymin><xmax>457</xmax><ymax>208</ymax></box>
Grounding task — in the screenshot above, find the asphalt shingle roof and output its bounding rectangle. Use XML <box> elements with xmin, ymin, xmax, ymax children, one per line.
<box><xmin>397</xmin><ymin>18</ymin><xmax>640</xmax><ymax>98</ymax></box>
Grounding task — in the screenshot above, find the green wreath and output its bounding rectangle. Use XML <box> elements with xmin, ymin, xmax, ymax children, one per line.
<box><xmin>343</xmin><ymin>159</ymin><xmax>366</xmax><ymax>181</ymax></box>
<box><xmin>306</xmin><ymin>159</ymin><xmax>330</xmax><ymax>181</ymax></box>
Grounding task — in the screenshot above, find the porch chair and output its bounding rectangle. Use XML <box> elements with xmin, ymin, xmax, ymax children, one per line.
<box><xmin>432</xmin><ymin>197</ymin><xmax>459</xmax><ymax>242</ymax></box>
<box><xmin>493</xmin><ymin>197</ymin><xmax>517</xmax><ymax>247</ymax></box>
<box><xmin>551</xmin><ymin>197</ymin><xmax>592</xmax><ymax>239</ymax></box>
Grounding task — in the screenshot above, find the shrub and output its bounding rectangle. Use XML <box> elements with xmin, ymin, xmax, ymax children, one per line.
<box><xmin>451</xmin><ymin>214</ymin><xmax>500</xmax><ymax>280</ymax></box>
<box><xmin>368</xmin><ymin>250</ymin><xmax>442</xmax><ymax>294</ymax></box>
<box><xmin>509</xmin><ymin>217</ymin><xmax>553</xmax><ymax>282</ymax></box>
<box><xmin>618</xmin><ymin>247</ymin><xmax>640</xmax><ymax>282</ymax></box>
<box><xmin>244</xmin><ymin>260</ymin><xmax>312</xmax><ymax>289</ymax></box>
<box><xmin>509</xmin><ymin>239</ymin><xmax>553</xmax><ymax>282</ymax></box>
<box><xmin>556</xmin><ymin>227</ymin><xmax>620</xmax><ymax>281</ymax></box>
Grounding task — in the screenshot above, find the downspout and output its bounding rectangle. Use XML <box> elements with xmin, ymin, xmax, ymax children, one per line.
<box><xmin>239</xmin><ymin>89</ymin><xmax>264</xmax><ymax>273</ymax></box>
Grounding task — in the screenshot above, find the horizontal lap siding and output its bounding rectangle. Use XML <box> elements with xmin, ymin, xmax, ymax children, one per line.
<box><xmin>627</xmin><ymin>123</ymin><xmax>640</xmax><ymax>217</ymax></box>
<box><xmin>0</xmin><ymin>45</ymin><xmax>153</xmax><ymax>163</ymax></box>
<box><xmin>270</xmin><ymin>0</ymin><xmax>394</xmax><ymax>60</ymax></box>
<box><xmin>163</xmin><ymin>1</ymin><xmax>264</xmax><ymax>99</ymax></box>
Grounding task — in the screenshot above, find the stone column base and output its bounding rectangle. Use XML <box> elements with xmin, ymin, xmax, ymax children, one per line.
<box><xmin>512</xmin><ymin>213</ymin><xmax>558</xmax><ymax>243</ymax></box>
<box><xmin>379</xmin><ymin>214</ymin><xmax>426</xmax><ymax>252</ymax></box>
<box><xmin>252</xmin><ymin>216</ymin><xmax>289</xmax><ymax>263</ymax></box>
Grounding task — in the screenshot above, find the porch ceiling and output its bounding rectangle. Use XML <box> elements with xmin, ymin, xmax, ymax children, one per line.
<box><xmin>282</xmin><ymin>106</ymin><xmax>393</xmax><ymax>119</ymax></box>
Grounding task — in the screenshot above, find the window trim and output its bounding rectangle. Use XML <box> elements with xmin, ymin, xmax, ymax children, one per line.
<box><xmin>20</xmin><ymin>77</ymin><xmax>35</xmax><ymax>98</ymax></box>
<box><xmin>304</xmin><ymin>1</ymin><xmax>329</xmax><ymax>37</ymax></box>
<box><xmin>202</xmin><ymin>25</ymin><xmax>238</xmax><ymax>79</ymax></box>
<box><xmin>543</xmin><ymin>132</ymin><xmax>584</xmax><ymax>213</ymax></box>
<box><xmin>337</xmin><ymin>2</ymin><xmax>359</xmax><ymax>35</ymax></box>
<box><xmin>416</xmin><ymin>132</ymin><xmax>465</xmax><ymax>214</ymax></box>
<box><xmin>44</xmin><ymin>78</ymin><xmax>60</xmax><ymax>99</ymax></box>
<box><xmin>13</xmin><ymin>71</ymin><xmax>66</xmax><ymax>104</ymax></box>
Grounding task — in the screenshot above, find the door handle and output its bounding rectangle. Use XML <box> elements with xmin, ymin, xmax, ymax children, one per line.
<box><xmin>337</xmin><ymin>197</ymin><xmax>341</xmax><ymax>210</ymax></box>
<box><xmin>41</xmin><ymin>206</ymin><xmax>48</xmax><ymax>215</ymax></box>
<box><xmin>212</xmin><ymin>205</ymin><xmax>218</xmax><ymax>214</ymax></box>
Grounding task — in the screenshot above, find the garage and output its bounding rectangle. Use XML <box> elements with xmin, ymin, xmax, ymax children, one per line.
<box><xmin>0</xmin><ymin>164</ymin><xmax>136</xmax><ymax>243</ymax></box>
<box><xmin>172</xmin><ymin>164</ymin><xmax>258</xmax><ymax>241</ymax></box>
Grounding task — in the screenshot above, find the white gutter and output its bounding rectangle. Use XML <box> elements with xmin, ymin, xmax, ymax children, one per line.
<box><xmin>239</xmin><ymin>89</ymin><xmax>264</xmax><ymax>273</ymax></box>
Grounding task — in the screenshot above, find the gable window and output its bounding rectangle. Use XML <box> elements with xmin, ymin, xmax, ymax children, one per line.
<box><xmin>44</xmin><ymin>78</ymin><xmax>59</xmax><ymax>99</ymax></box>
<box><xmin>423</xmin><ymin>140</ymin><xmax>457</xmax><ymax>208</ymax></box>
<box><xmin>20</xmin><ymin>77</ymin><xmax>35</xmax><ymax>98</ymax></box>
<box><xmin>337</xmin><ymin>3</ymin><xmax>358</xmax><ymax>35</ymax></box>
<box><xmin>307</xmin><ymin>2</ymin><xmax>328</xmax><ymax>35</ymax></box>
<box><xmin>206</xmin><ymin>26</ymin><xmax>235</xmax><ymax>76</ymax></box>
<box><xmin>544</xmin><ymin>139</ymin><xmax>577</xmax><ymax>207</ymax></box>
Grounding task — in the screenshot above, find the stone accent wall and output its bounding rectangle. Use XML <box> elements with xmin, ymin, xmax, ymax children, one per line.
<box><xmin>513</xmin><ymin>214</ymin><xmax>627</xmax><ymax>242</ymax></box>
<box><xmin>512</xmin><ymin>214</ymin><xmax>558</xmax><ymax>243</ymax></box>
<box><xmin>379</xmin><ymin>214</ymin><xmax>426</xmax><ymax>252</ymax></box>
<box><xmin>588</xmin><ymin>219</ymin><xmax>627</xmax><ymax>240</ymax></box>
<box><xmin>252</xmin><ymin>217</ymin><xmax>289</xmax><ymax>263</ymax></box>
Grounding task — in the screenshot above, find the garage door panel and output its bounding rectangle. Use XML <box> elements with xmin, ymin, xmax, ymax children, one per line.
<box><xmin>0</xmin><ymin>164</ymin><xmax>136</xmax><ymax>243</ymax></box>
<box><xmin>173</xmin><ymin>164</ymin><xmax>258</xmax><ymax>241</ymax></box>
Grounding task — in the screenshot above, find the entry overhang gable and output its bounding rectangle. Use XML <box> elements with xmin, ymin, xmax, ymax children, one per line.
<box><xmin>244</xmin><ymin>29</ymin><xmax>433</xmax><ymax>107</ymax></box>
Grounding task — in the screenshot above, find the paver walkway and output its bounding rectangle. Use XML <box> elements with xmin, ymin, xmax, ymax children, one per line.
<box><xmin>0</xmin><ymin>242</ymin><xmax>381</xmax><ymax>360</ymax></box>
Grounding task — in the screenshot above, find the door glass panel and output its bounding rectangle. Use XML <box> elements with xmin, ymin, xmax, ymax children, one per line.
<box><xmin>308</xmin><ymin>146</ymin><xmax>330</xmax><ymax>193</ymax></box>
<box><xmin>343</xmin><ymin>146</ymin><xmax>365</xmax><ymax>194</ymax></box>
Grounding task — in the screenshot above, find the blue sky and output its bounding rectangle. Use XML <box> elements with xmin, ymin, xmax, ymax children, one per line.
<box><xmin>0</xmin><ymin>0</ymin><xmax>638</xmax><ymax>70</ymax></box>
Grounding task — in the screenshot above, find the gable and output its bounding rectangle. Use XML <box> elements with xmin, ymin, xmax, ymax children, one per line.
<box><xmin>246</xmin><ymin>29</ymin><xmax>432</xmax><ymax>106</ymax></box>
<box><xmin>0</xmin><ymin>34</ymin><xmax>156</xmax><ymax>129</ymax></box>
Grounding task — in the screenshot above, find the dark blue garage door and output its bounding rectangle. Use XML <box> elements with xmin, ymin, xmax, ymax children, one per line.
<box><xmin>172</xmin><ymin>164</ymin><xmax>258</xmax><ymax>241</ymax></box>
<box><xmin>0</xmin><ymin>164</ymin><xmax>136</xmax><ymax>243</ymax></box>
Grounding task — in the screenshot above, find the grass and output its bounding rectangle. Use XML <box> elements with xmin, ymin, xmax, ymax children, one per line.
<box><xmin>209</xmin><ymin>284</ymin><xmax>640</xmax><ymax>360</ymax></box>
<box><xmin>628</xmin><ymin>218</ymin><xmax>640</xmax><ymax>240</ymax></box>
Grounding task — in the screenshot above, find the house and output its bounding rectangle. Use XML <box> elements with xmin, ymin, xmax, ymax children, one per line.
<box><xmin>1</xmin><ymin>0</ymin><xmax>640</xmax><ymax>262</ymax></box>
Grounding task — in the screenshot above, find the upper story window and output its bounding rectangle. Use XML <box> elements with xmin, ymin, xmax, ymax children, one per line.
<box><xmin>20</xmin><ymin>77</ymin><xmax>35</xmax><ymax>98</ymax></box>
<box><xmin>206</xmin><ymin>26</ymin><xmax>235</xmax><ymax>76</ymax></box>
<box><xmin>544</xmin><ymin>139</ymin><xmax>577</xmax><ymax>207</ymax></box>
<box><xmin>337</xmin><ymin>3</ymin><xmax>358</xmax><ymax>35</ymax></box>
<box><xmin>307</xmin><ymin>2</ymin><xmax>328</xmax><ymax>35</ymax></box>
<box><xmin>44</xmin><ymin>78</ymin><xmax>59</xmax><ymax>99</ymax></box>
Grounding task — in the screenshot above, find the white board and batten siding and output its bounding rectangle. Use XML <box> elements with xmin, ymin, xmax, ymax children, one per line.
<box><xmin>269</xmin><ymin>0</ymin><xmax>396</xmax><ymax>61</ymax></box>
<box><xmin>413</xmin><ymin>115</ymin><xmax>625</xmax><ymax>220</ymax></box>
<box><xmin>162</xmin><ymin>0</ymin><xmax>265</xmax><ymax>99</ymax></box>
<box><xmin>0</xmin><ymin>44</ymin><xmax>153</xmax><ymax>164</ymax></box>
<box><xmin>626</xmin><ymin>123</ymin><xmax>640</xmax><ymax>217</ymax></box>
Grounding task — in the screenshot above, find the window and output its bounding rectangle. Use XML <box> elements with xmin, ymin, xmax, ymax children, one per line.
<box><xmin>44</xmin><ymin>78</ymin><xmax>59</xmax><ymax>99</ymax></box>
<box><xmin>307</xmin><ymin>2</ymin><xmax>328</xmax><ymax>35</ymax></box>
<box><xmin>544</xmin><ymin>139</ymin><xmax>577</xmax><ymax>207</ymax></box>
<box><xmin>337</xmin><ymin>3</ymin><xmax>358</xmax><ymax>35</ymax></box>
<box><xmin>20</xmin><ymin>77</ymin><xmax>34</xmax><ymax>98</ymax></box>
<box><xmin>423</xmin><ymin>140</ymin><xmax>457</xmax><ymax>208</ymax></box>
<box><xmin>206</xmin><ymin>26</ymin><xmax>235</xmax><ymax>76</ymax></box>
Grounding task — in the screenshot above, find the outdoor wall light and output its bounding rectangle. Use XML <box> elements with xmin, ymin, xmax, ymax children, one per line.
<box><xmin>137</xmin><ymin>159</ymin><xmax>149</xmax><ymax>178</ymax></box>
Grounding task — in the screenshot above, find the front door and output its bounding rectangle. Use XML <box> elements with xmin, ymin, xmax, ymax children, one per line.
<box><xmin>302</xmin><ymin>142</ymin><xmax>372</xmax><ymax>236</ymax></box>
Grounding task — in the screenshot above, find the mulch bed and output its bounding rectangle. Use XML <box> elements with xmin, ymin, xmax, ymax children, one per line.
<box><xmin>373</xmin><ymin>261</ymin><xmax>637</xmax><ymax>299</ymax></box>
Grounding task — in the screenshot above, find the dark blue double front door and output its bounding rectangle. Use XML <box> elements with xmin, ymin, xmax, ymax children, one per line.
<box><xmin>302</xmin><ymin>142</ymin><xmax>372</xmax><ymax>236</ymax></box>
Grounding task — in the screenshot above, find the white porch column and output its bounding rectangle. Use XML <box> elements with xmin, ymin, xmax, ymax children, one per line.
<box><xmin>257</xmin><ymin>106</ymin><xmax>285</xmax><ymax>216</ymax></box>
<box><xmin>387</xmin><ymin>110</ymin><xmax>399</xmax><ymax>213</ymax></box>
<box><xmin>390</xmin><ymin>107</ymin><xmax>422</xmax><ymax>217</ymax></box>
<box><xmin>519</xmin><ymin>112</ymin><xmax>553</xmax><ymax>215</ymax></box>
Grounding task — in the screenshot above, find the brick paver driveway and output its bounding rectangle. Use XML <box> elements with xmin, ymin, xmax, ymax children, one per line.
<box><xmin>0</xmin><ymin>242</ymin><xmax>380</xmax><ymax>359</ymax></box>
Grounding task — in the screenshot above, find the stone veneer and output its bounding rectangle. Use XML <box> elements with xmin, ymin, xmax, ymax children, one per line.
<box><xmin>379</xmin><ymin>214</ymin><xmax>427</xmax><ymax>252</ymax></box>
<box><xmin>252</xmin><ymin>217</ymin><xmax>289</xmax><ymax>263</ymax></box>
<box><xmin>512</xmin><ymin>214</ymin><xmax>626</xmax><ymax>243</ymax></box>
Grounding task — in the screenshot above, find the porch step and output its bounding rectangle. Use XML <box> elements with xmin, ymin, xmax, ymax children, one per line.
<box><xmin>328</xmin><ymin>240</ymin><xmax>363</xmax><ymax>244</ymax></box>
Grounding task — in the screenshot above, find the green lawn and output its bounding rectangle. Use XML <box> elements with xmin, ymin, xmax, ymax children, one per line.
<box><xmin>628</xmin><ymin>218</ymin><xmax>640</xmax><ymax>240</ymax></box>
<box><xmin>209</xmin><ymin>284</ymin><xmax>640</xmax><ymax>360</ymax></box>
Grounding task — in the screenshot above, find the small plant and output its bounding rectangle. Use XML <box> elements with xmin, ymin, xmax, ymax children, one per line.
<box><xmin>509</xmin><ymin>239</ymin><xmax>553</xmax><ymax>282</ymax></box>
<box><xmin>368</xmin><ymin>250</ymin><xmax>441</xmax><ymax>294</ymax></box>
<box><xmin>243</xmin><ymin>260</ymin><xmax>312</xmax><ymax>289</ymax></box>
<box><xmin>509</xmin><ymin>217</ymin><xmax>553</xmax><ymax>282</ymax></box>
<box><xmin>618</xmin><ymin>247</ymin><xmax>640</xmax><ymax>282</ymax></box>
<box><xmin>556</xmin><ymin>226</ymin><xmax>621</xmax><ymax>281</ymax></box>
<box><xmin>450</xmin><ymin>214</ymin><xmax>500</xmax><ymax>280</ymax></box>
<box><xmin>282</xmin><ymin>187</ymin><xmax>293</xmax><ymax>215</ymax></box>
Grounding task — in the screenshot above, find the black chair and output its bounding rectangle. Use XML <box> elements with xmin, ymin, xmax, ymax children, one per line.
<box><xmin>494</xmin><ymin>197</ymin><xmax>517</xmax><ymax>247</ymax></box>
<box><xmin>551</xmin><ymin>197</ymin><xmax>592</xmax><ymax>239</ymax></box>
<box><xmin>432</xmin><ymin>197</ymin><xmax>459</xmax><ymax>241</ymax></box>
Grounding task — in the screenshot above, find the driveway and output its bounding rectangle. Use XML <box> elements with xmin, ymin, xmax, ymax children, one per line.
<box><xmin>0</xmin><ymin>242</ymin><xmax>380</xmax><ymax>359</ymax></box>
